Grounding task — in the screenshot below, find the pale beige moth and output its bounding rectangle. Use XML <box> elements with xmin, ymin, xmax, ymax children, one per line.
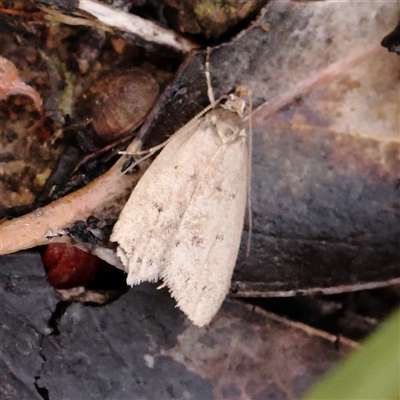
<box><xmin>111</xmin><ymin>60</ymin><xmax>251</xmax><ymax>327</ymax></box>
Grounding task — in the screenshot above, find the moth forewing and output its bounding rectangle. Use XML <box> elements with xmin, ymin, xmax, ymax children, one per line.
<box><xmin>162</xmin><ymin>110</ymin><xmax>248</xmax><ymax>326</ymax></box>
<box><xmin>111</xmin><ymin>91</ymin><xmax>250</xmax><ymax>327</ymax></box>
<box><xmin>111</xmin><ymin>116</ymin><xmax>206</xmax><ymax>283</ymax></box>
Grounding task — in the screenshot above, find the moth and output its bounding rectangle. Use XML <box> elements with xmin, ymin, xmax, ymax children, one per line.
<box><xmin>111</xmin><ymin>53</ymin><xmax>251</xmax><ymax>327</ymax></box>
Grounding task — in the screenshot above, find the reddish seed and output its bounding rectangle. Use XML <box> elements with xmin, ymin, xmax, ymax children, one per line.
<box><xmin>42</xmin><ymin>243</ymin><xmax>100</xmax><ymax>289</ymax></box>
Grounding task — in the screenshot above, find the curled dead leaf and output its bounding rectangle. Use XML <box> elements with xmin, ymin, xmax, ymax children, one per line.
<box><xmin>0</xmin><ymin>56</ymin><xmax>43</xmax><ymax>112</ymax></box>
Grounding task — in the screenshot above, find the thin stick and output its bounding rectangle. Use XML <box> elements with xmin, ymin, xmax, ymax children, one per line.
<box><xmin>77</xmin><ymin>0</ymin><xmax>196</xmax><ymax>53</ymax></box>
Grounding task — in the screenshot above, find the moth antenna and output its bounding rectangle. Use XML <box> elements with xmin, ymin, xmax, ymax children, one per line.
<box><xmin>120</xmin><ymin>101</ymin><xmax>223</xmax><ymax>174</ymax></box>
<box><xmin>120</xmin><ymin>147</ymin><xmax>157</xmax><ymax>174</ymax></box>
<box><xmin>206</xmin><ymin>47</ymin><xmax>216</xmax><ymax>107</ymax></box>
<box><xmin>234</xmin><ymin>86</ymin><xmax>253</xmax><ymax>256</ymax></box>
<box><xmin>246</xmin><ymin>93</ymin><xmax>253</xmax><ymax>257</ymax></box>
<box><xmin>121</xmin><ymin>47</ymin><xmax>227</xmax><ymax>175</ymax></box>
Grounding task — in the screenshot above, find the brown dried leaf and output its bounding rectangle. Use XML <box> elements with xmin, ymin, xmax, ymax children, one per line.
<box><xmin>0</xmin><ymin>56</ymin><xmax>43</xmax><ymax>112</ymax></box>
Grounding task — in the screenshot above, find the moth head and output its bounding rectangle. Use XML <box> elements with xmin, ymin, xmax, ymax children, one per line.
<box><xmin>209</xmin><ymin>109</ymin><xmax>244</xmax><ymax>144</ymax></box>
<box><xmin>221</xmin><ymin>86</ymin><xmax>252</xmax><ymax>118</ymax></box>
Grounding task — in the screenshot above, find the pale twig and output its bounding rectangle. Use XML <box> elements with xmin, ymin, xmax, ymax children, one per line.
<box><xmin>78</xmin><ymin>0</ymin><xmax>196</xmax><ymax>53</ymax></box>
<box><xmin>0</xmin><ymin>158</ymin><xmax>143</xmax><ymax>256</ymax></box>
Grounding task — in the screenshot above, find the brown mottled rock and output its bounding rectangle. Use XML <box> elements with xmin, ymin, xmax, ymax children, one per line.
<box><xmin>162</xmin><ymin>0</ymin><xmax>268</xmax><ymax>39</ymax></box>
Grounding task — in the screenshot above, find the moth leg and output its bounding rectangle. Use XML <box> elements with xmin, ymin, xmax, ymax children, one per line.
<box><xmin>205</xmin><ymin>47</ymin><xmax>216</xmax><ymax>107</ymax></box>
